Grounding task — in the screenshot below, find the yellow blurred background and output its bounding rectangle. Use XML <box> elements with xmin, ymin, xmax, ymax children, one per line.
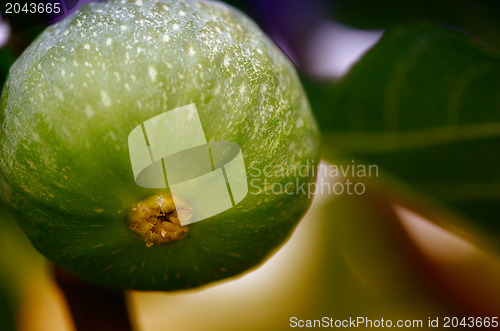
<box><xmin>2</xmin><ymin>162</ymin><xmax>500</xmax><ymax>331</ymax></box>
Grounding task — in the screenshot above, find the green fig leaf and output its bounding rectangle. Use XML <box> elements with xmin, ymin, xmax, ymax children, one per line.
<box><xmin>305</xmin><ymin>22</ymin><xmax>500</xmax><ymax>254</ymax></box>
<box><xmin>329</xmin><ymin>0</ymin><xmax>500</xmax><ymax>49</ymax></box>
<box><xmin>0</xmin><ymin>203</ymin><xmax>46</xmax><ymax>331</ymax></box>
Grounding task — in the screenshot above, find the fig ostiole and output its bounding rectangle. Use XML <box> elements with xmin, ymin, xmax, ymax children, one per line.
<box><xmin>128</xmin><ymin>194</ymin><xmax>189</xmax><ymax>247</ymax></box>
<box><xmin>0</xmin><ymin>0</ymin><xmax>320</xmax><ymax>291</ymax></box>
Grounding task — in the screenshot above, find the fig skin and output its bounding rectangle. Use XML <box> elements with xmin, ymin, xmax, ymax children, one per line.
<box><xmin>0</xmin><ymin>0</ymin><xmax>320</xmax><ymax>291</ymax></box>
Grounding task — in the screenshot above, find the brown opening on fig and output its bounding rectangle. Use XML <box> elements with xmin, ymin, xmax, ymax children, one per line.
<box><xmin>127</xmin><ymin>194</ymin><xmax>191</xmax><ymax>247</ymax></box>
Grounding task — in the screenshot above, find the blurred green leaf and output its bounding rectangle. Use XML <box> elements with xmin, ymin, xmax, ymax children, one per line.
<box><xmin>330</xmin><ymin>0</ymin><xmax>500</xmax><ymax>49</ymax></box>
<box><xmin>0</xmin><ymin>203</ymin><xmax>46</xmax><ymax>330</ymax></box>
<box><xmin>305</xmin><ymin>22</ymin><xmax>500</xmax><ymax>253</ymax></box>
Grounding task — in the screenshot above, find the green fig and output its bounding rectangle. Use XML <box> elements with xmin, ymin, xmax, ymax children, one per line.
<box><xmin>0</xmin><ymin>0</ymin><xmax>319</xmax><ymax>290</ymax></box>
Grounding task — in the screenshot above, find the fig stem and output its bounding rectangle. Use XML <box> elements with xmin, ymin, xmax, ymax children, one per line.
<box><xmin>54</xmin><ymin>266</ymin><xmax>134</xmax><ymax>331</ymax></box>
